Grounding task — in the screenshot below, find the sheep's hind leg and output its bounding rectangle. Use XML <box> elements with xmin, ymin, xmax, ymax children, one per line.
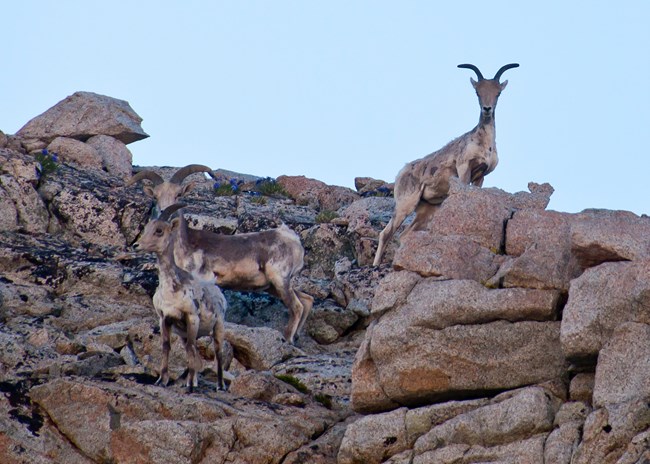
<box><xmin>295</xmin><ymin>290</ymin><xmax>314</xmax><ymax>333</ymax></box>
<box><xmin>373</xmin><ymin>189</ymin><xmax>422</xmax><ymax>266</ymax></box>
<box><xmin>268</xmin><ymin>281</ymin><xmax>303</xmax><ymax>345</ymax></box>
<box><xmin>403</xmin><ymin>201</ymin><xmax>440</xmax><ymax>234</ymax></box>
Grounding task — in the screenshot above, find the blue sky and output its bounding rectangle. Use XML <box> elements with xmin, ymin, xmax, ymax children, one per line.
<box><xmin>2</xmin><ymin>1</ymin><xmax>649</xmax><ymax>214</ymax></box>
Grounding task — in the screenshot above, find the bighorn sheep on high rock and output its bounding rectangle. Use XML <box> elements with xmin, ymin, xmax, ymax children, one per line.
<box><xmin>373</xmin><ymin>63</ymin><xmax>519</xmax><ymax>266</ymax></box>
<box><xmin>128</xmin><ymin>165</ymin><xmax>314</xmax><ymax>345</ymax></box>
<box><xmin>134</xmin><ymin>204</ymin><xmax>227</xmax><ymax>392</ymax></box>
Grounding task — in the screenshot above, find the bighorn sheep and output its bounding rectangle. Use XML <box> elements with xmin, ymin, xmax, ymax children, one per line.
<box><xmin>127</xmin><ymin>164</ymin><xmax>211</xmax><ymax>218</ymax></box>
<box><xmin>128</xmin><ymin>165</ymin><xmax>314</xmax><ymax>344</ymax></box>
<box><xmin>373</xmin><ymin>63</ymin><xmax>519</xmax><ymax>266</ymax></box>
<box><xmin>133</xmin><ymin>204</ymin><xmax>227</xmax><ymax>392</ymax></box>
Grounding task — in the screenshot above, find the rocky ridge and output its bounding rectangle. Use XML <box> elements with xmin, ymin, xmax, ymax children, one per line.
<box><xmin>0</xmin><ymin>92</ymin><xmax>648</xmax><ymax>463</ymax></box>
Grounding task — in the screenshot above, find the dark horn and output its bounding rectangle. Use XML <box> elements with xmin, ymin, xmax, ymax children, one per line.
<box><xmin>126</xmin><ymin>170</ymin><xmax>164</xmax><ymax>187</ymax></box>
<box><xmin>457</xmin><ymin>64</ymin><xmax>484</xmax><ymax>81</ymax></box>
<box><xmin>158</xmin><ymin>203</ymin><xmax>187</xmax><ymax>222</ymax></box>
<box><xmin>493</xmin><ymin>63</ymin><xmax>520</xmax><ymax>81</ymax></box>
<box><xmin>169</xmin><ymin>164</ymin><xmax>215</xmax><ymax>185</ymax></box>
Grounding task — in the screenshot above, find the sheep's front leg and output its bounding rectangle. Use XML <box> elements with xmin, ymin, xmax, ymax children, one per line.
<box><xmin>184</xmin><ymin>313</ymin><xmax>200</xmax><ymax>393</ymax></box>
<box><xmin>213</xmin><ymin>317</ymin><xmax>225</xmax><ymax>391</ymax></box>
<box><xmin>456</xmin><ymin>161</ymin><xmax>473</xmax><ymax>185</ymax></box>
<box><xmin>156</xmin><ymin>316</ymin><xmax>172</xmax><ymax>387</ymax></box>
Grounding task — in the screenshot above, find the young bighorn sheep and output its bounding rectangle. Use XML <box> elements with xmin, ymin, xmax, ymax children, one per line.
<box><xmin>128</xmin><ymin>165</ymin><xmax>314</xmax><ymax>344</ymax></box>
<box><xmin>373</xmin><ymin>63</ymin><xmax>519</xmax><ymax>266</ymax></box>
<box><xmin>134</xmin><ymin>204</ymin><xmax>227</xmax><ymax>392</ymax></box>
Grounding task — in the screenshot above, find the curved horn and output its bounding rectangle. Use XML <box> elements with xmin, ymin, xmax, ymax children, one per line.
<box><xmin>493</xmin><ymin>63</ymin><xmax>520</xmax><ymax>81</ymax></box>
<box><xmin>158</xmin><ymin>203</ymin><xmax>187</xmax><ymax>222</ymax></box>
<box><xmin>169</xmin><ymin>164</ymin><xmax>215</xmax><ymax>185</ymax></box>
<box><xmin>126</xmin><ymin>170</ymin><xmax>164</xmax><ymax>187</ymax></box>
<box><xmin>457</xmin><ymin>64</ymin><xmax>484</xmax><ymax>81</ymax></box>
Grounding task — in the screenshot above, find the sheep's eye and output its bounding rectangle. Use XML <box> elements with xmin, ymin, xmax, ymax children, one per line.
<box><xmin>154</xmin><ymin>228</ymin><xmax>163</xmax><ymax>236</ymax></box>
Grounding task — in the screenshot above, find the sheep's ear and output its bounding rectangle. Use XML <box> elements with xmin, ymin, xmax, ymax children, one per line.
<box><xmin>181</xmin><ymin>181</ymin><xmax>197</xmax><ymax>196</ymax></box>
<box><xmin>143</xmin><ymin>185</ymin><xmax>155</xmax><ymax>198</ymax></box>
<box><xmin>170</xmin><ymin>216</ymin><xmax>181</xmax><ymax>231</ymax></box>
<box><xmin>500</xmin><ymin>80</ymin><xmax>509</xmax><ymax>90</ymax></box>
<box><xmin>470</xmin><ymin>77</ymin><xmax>478</xmax><ymax>88</ymax></box>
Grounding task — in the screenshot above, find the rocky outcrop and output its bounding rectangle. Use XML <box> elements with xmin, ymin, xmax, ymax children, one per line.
<box><xmin>15</xmin><ymin>91</ymin><xmax>146</xmax><ymax>179</ymax></box>
<box><xmin>347</xmin><ymin>178</ymin><xmax>650</xmax><ymax>463</ymax></box>
<box><xmin>277</xmin><ymin>175</ymin><xmax>360</xmax><ymax>212</ymax></box>
<box><xmin>16</xmin><ymin>91</ymin><xmax>148</xmax><ymax>146</ymax></box>
<box><xmin>3</xmin><ymin>93</ymin><xmax>650</xmax><ymax>463</ymax></box>
<box><xmin>392</xmin><ymin>179</ymin><xmax>553</xmax><ymax>283</ymax></box>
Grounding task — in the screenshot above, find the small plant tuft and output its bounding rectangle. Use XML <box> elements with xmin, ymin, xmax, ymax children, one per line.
<box><xmin>35</xmin><ymin>149</ymin><xmax>59</xmax><ymax>179</ymax></box>
<box><xmin>480</xmin><ymin>279</ymin><xmax>499</xmax><ymax>289</ymax></box>
<box><xmin>250</xmin><ymin>195</ymin><xmax>268</xmax><ymax>205</ymax></box>
<box><xmin>361</xmin><ymin>185</ymin><xmax>392</xmax><ymax>198</ymax></box>
<box><xmin>255</xmin><ymin>177</ymin><xmax>287</xmax><ymax>197</ymax></box>
<box><xmin>314</xmin><ymin>393</ymin><xmax>333</xmax><ymax>409</ymax></box>
<box><xmin>213</xmin><ymin>178</ymin><xmax>244</xmax><ymax>196</ymax></box>
<box><xmin>275</xmin><ymin>374</ymin><xmax>309</xmax><ymax>393</ymax></box>
<box><xmin>315</xmin><ymin>210</ymin><xmax>339</xmax><ymax>224</ymax></box>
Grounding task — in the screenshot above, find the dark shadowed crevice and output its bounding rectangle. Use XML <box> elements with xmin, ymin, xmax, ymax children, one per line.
<box><xmin>394</xmin><ymin>386</ymin><xmax>513</xmax><ymax>411</ymax></box>
<box><xmin>555</xmin><ymin>291</ymin><xmax>569</xmax><ymax>321</ymax></box>
<box><xmin>0</xmin><ymin>379</ymin><xmax>44</xmax><ymax>437</ymax></box>
<box><xmin>500</xmin><ymin>210</ymin><xmax>515</xmax><ymax>256</ymax></box>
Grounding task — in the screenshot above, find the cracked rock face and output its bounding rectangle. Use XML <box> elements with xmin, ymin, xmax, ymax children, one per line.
<box><xmin>346</xmin><ymin>181</ymin><xmax>650</xmax><ymax>464</ymax></box>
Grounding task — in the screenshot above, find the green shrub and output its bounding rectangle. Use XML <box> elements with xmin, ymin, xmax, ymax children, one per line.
<box><xmin>315</xmin><ymin>210</ymin><xmax>339</xmax><ymax>224</ymax></box>
<box><xmin>314</xmin><ymin>393</ymin><xmax>333</xmax><ymax>409</ymax></box>
<box><xmin>35</xmin><ymin>149</ymin><xmax>59</xmax><ymax>178</ymax></box>
<box><xmin>250</xmin><ymin>195</ymin><xmax>268</xmax><ymax>205</ymax></box>
<box><xmin>213</xmin><ymin>178</ymin><xmax>243</xmax><ymax>196</ymax></box>
<box><xmin>275</xmin><ymin>374</ymin><xmax>309</xmax><ymax>393</ymax></box>
<box><xmin>361</xmin><ymin>185</ymin><xmax>392</xmax><ymax>197</ymax></box>
<box><xmin>255</xmin><ymin>177</ymin><xmax>287</xmax><ymax>197</ymax></box>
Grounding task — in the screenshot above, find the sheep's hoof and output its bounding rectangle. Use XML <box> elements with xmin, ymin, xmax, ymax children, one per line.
<box><xmin>155</xmin><ymin>377</ymin><xmax>169</xmax><ymax>387</ymax></box>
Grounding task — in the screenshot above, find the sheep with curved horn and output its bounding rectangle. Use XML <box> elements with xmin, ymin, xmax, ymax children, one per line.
<box><xmin>373</xmin><ymin>63</ymin><xmax>519</xmax><ymax>266</ymax></box>
<box><xmin>134</xmin><ymin>203</ymin><xmax>228</xmax><ymax>392</ymax></box>
<box><xmin>129</xmin><ymin>165</ymin><xmax>314</xmax><ymax>344</ymax></box>
<box><xmin>127</xmin><ymin>164</ymin><xmax>215</xmax><ymax>217</ymax></box>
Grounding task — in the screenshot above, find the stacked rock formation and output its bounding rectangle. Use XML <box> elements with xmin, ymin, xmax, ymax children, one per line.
<box><xmin>341</xmin><ymin>178</ymin><xmax>650</xmax><ymax>463</ymax></box>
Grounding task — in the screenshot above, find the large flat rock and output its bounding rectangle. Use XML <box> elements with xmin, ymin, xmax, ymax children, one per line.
<box><xmin>352</xmin><ymin>319</ymin><xmax>567</xmax><ymax>413</ymax></box>
<box><xmin>395</xmin><ymin>278</ymin><xmax>560</xmax><ymax>329</ymax></box>
<box><xmin>560</xmin><ymin>260</ymin><xmax>650</xmax><ymax>363</ymax></box>
<box><xmin>28</xmin><ymin>377</ymin><xmax>339</xmax><ymax>464</ymax></box>
<box><xmin>16</xmin><ymin>91</ymin><xmax>148</xmax><ymax>145</ymax></box>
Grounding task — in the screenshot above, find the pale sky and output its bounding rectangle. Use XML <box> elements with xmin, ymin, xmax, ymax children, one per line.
<box><xmin>2</xmin><ymin>1</ymin><xmax>648</xmax><ymax>214</ymax></box>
